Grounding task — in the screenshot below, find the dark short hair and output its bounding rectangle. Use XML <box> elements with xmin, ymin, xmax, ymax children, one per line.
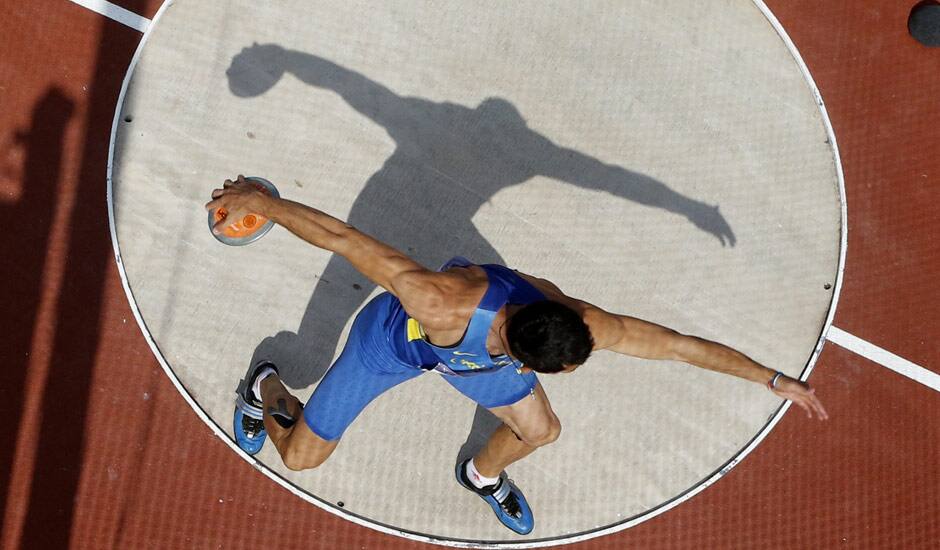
<box><xmin>506</xmin><ymin>300</ymin><xmax>593</xmax><ymax>373</ymax></box>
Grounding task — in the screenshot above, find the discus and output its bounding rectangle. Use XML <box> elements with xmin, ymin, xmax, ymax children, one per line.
<box><xmin>208</xmin><ymin>176</ymin><xmax>280</xmax><ymax>246</ymax></box>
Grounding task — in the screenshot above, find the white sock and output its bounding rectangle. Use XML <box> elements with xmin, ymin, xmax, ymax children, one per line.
<box><xmin>251</xmin><ymin>366</ymin><xmax>277</xmax><ymax>401</ymax></box>
<box><xmin>467</xmin><ymin>458</ymin><xmax>500</xmax><ymax>489</ymax></box>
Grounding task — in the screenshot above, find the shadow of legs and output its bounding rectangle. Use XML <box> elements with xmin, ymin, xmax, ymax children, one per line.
<box><xmin>252</xmin><ymin>253</ymin><xmax>374</xmax><ymax>389</ymax></box>
<box><xmin>454</xmin><ymin>405</ymin><xmax>503</xmax><ymax>469</ymax></box>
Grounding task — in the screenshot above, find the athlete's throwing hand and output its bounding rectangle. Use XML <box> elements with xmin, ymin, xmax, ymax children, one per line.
<box><xmin>205</xmin><ymin>174</ymin><xmax>269</xmax><ymax>234</ymax></box>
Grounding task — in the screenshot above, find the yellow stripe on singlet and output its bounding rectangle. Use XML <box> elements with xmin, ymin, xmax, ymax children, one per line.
<box><xmin>406</xmin><ymin>318</ymin><xmax>425</xmax><ymax>341</ymax></box>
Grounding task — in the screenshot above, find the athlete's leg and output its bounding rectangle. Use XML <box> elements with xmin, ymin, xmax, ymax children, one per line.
<box><xmin>263</xmin><ymin>293</ymin><xmax>422</xmax><ymax>471</ymax></box>
<box><xmin>444</xmin><ymin>368</ymin><xmax>561</xmax><ymax>477</ymax></box>
<box><xmin>260</xmin><ymin>375</ymin><xmax>338</xmax><ymax>471</ymax></box>
<box><xmin>472</xmin><ymin>382</ymin><xmax>561</xmax><ymax>478</ymax></box>
<box><xmin>446</xmin><ymin>374</ymin><xmax>554</xmax><ymax>534</ymax></box>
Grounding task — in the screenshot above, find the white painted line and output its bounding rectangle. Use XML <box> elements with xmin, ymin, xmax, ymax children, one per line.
<box><xmin>827</xmin><ymin>327</ymin><xmax>940</xmax><ymax>391</ymax></box>
<box><xmin>69</xmin><ymin>0</ymin><xmax>150</xmax><ymax>33</ymax></box>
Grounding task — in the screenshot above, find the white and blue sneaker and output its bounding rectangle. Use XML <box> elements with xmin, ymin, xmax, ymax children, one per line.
<box><xmin>233</xmin><ymin>362</ymin><xmax>278</xmax><ymax>455</ymax></box>
<box><xmin>456</xmin><ymin>459</ymin><xmax>534</xmax><ymax>535</ymax></box>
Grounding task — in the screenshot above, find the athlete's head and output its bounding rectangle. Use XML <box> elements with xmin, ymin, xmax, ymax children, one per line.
<box><xmin>506</xmin><ymin>300</ymin><xmax>593</xmax><ymax>374</ymax></box>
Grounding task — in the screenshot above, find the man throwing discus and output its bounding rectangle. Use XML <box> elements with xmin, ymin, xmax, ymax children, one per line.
<box><xmin>206</xmin><ymin>175</ymin><xmax>828</xmax><ymax>535</ymax></box>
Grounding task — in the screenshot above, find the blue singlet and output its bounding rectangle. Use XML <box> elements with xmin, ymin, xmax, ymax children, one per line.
<box><xmin>387</xmin><ymin>256</ymin><xmax>545</xmax><ymax>376</ymax></box>
<box><xmin>301</xmin><ymin>257</ymin><xmax>545</xmax><ymax>441</ymax></box>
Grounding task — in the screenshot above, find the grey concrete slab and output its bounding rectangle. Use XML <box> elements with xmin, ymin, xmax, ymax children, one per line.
<box><xmin>110</xmin><ymin>0</ymin><xmax>841</xmax><ymax>544</ymax></box>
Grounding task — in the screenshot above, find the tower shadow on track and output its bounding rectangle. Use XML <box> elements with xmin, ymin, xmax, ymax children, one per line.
<box><xmin>227</xmin><ymin>44</ymin><xmax>737</xmax><ymax>461</ymax></box>
<box><xmin>0</xmin><ymin>88</ymin><xmax>74</xmax><ymax>540</ymax></box>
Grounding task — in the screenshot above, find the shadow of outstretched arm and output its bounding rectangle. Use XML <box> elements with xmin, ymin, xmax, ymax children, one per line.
<box><xmin>537</xmin><ymin>143</ymin><xmax>737</xmax><ymax>246</ymax></box>
<box><xmin>227</xmin><ymin>43</ymin><xmax>403</xmax><ymax>130</ymax></box>
<box><xmin>226</xmin><ymin>46</ymin><xmax>736</xmax><ymax>246</ymax></box>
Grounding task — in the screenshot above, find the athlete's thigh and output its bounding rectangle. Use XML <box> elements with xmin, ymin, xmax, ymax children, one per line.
<box><xmin>487</xmin><ymin>382</ymin><xmax>559</xmax><ymax>441</ymax></box>
<box><xmin>302</xmin><ymin>294</ymin><xmax>423</xmax><ymax>441</ymax></box>
<box><xmin>303</xmin><ymin>351</ymin><xmax>421</xmax><ymax>441</ymax></box>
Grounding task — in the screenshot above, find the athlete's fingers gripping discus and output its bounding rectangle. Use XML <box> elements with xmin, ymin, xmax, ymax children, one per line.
<box><xmin>222</xmin><ymin>174</ymin><xmax>247</xmax><ymax>188</ymax></box>
<box><xmin>208</xmin><ymin>177</ymin><xmax>275</xmax><ymax>240</ymax></box>
<box><xmin>207</xmin><ymin>176</ymin><xmax>280</xmax><ymax>246</ymax></box>
<box><xmin>211</xmin><ymin>207</ymin><xmax>244</xmax><ymax>235</ymax></box>
<box><xmin>206</xmin><ymin>175</ymin><xmax>258</xmax><ymax>210</ymax></box>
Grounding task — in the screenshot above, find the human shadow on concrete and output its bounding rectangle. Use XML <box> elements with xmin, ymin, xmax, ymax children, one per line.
<box><xmin>227</xmin><ymin>44</ymin><xmax>735</xmax><ymax>463</ymax></box>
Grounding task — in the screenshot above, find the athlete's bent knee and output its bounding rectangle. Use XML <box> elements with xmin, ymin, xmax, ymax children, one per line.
<box><xmin>521</xmin><ymin>418</ymin><xmax>562</xmax><ymax>448</ymax></box>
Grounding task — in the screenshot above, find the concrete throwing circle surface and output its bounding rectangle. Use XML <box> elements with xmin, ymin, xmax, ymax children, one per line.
<box><xmin>111</xmin><ymin>0</ymin><xmax>842</xmax><ymax>544</ymax></box>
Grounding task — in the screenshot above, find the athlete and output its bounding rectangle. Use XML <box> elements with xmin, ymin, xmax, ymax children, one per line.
<box><xmin>206</xmin><ymin>175</ymin><xmax>829</xmax><ymax>535</ymax></box>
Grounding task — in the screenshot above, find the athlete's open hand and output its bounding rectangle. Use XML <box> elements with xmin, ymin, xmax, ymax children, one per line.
<box><xmin>205</xmin><ymin>175</ymin><xmax>270</xmax><ymax>234</ymax></box>
<box><xmin>771</xmin><ymin>375</ymin><xmax>829</xmax><ymax>420</ymax></box>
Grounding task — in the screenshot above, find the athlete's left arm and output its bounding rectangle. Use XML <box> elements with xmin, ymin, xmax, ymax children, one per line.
<box><xmin>517</xmin><ymin>272</ymin><xmax>829</xmax><ymax>420</ymax></box>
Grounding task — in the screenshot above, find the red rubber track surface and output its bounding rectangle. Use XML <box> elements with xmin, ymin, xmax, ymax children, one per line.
<box><xmin>1</xmin><ymin>1</ymin><xmax>937</xmax><ymax>548</ymax></box>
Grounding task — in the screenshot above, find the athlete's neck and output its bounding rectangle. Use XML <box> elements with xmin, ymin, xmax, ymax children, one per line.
<box><xmin>487</xmin><ymin>304</ymin><xmax>522</xmax><ymax>357</ymax></box>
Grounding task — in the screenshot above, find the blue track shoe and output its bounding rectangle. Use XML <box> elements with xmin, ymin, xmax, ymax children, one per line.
<box><xmin>233</xmin><ymin>362</ymin><xmax>278</xmax><ymax>455</ymax></box>
<box><xmin>456</xmin><ymin>459</ymin><xmax>534</xmax><ymax>535</ymax></box>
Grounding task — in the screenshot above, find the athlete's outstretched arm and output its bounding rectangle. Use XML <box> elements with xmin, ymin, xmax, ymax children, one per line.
<box><xmin>517</xmin><ymin>272</ymin><xmax>828</xmax><ymax>420</ymax></box>
<box><xmin>205</xmin><ymin>176</ymin><xmax>463</xmax><ymax>319</ymax></box>
<box><xmin>600</xmin><ymin>312</ymin><xmax>827</xmax><ymax>420</ymax></box>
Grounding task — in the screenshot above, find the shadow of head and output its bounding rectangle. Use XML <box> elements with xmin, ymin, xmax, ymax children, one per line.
<box><xmin>226</xmin><ymin>43</ymin><xmax>288</xmax><ymax>97</ymax></box>
<box><xmin>477</xmin><ymin>97</ymin><xmax>526</xmax><ymax>128</ymax></box>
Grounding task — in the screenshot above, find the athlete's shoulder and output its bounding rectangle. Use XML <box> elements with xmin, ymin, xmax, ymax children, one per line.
<box><xmin>394</xmin><ymin>266</ymin><xmax>486</xmax><ymax>329</ymax></box>
<box><xmin>512</xmin><ymin>270</ymin><xmax>565</xmax><ymax>300</ymax></box>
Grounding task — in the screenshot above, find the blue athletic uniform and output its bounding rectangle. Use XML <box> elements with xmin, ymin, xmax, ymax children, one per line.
<box><xmin>302</xmin><ymin>257</ymin><xmax>545</xmax><ymax>441</ymax></box>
